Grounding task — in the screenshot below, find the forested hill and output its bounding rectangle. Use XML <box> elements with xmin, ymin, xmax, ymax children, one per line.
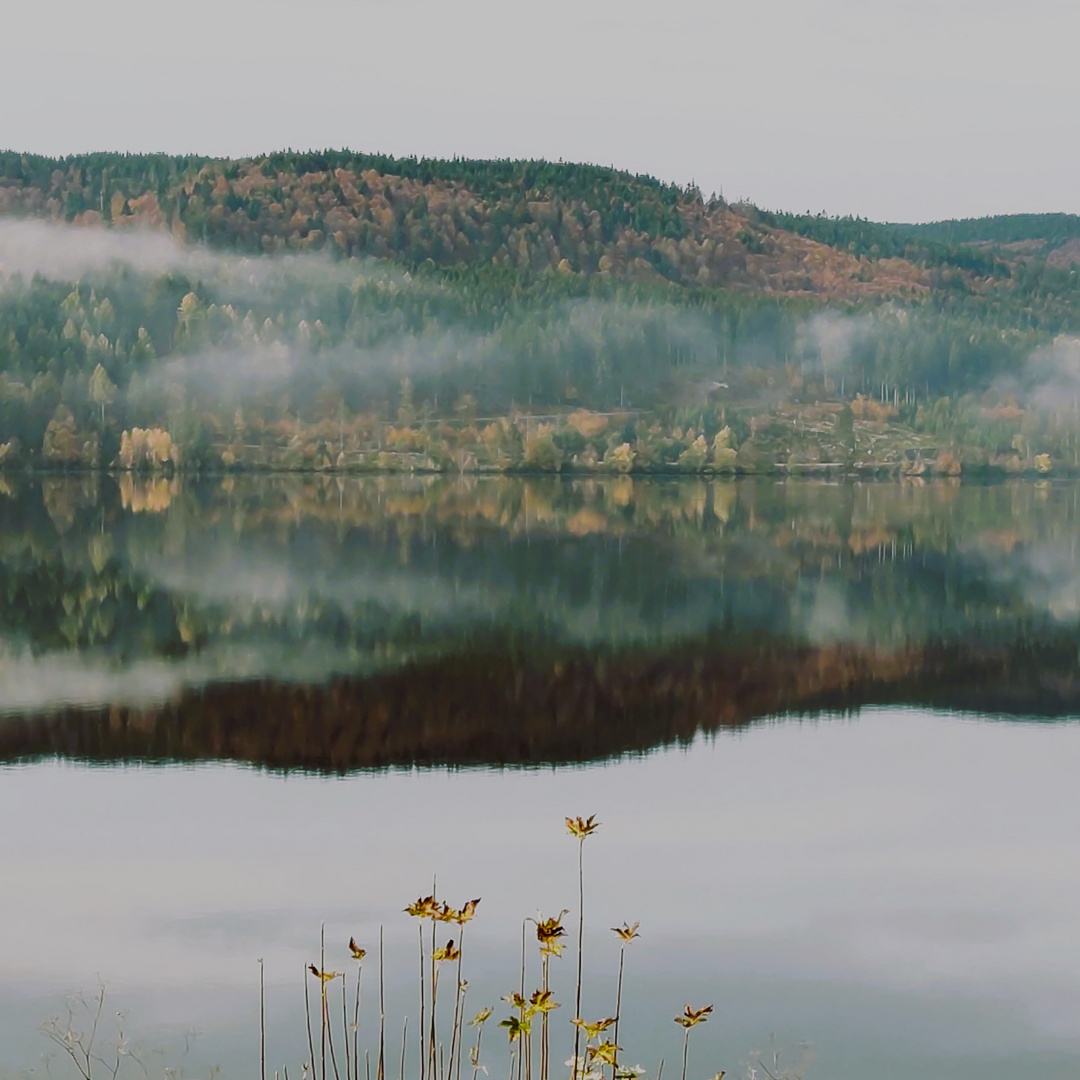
<box><xmin>904</xmin><ymin>212</ymin><xmax>1080</xmax><ymax>250</ymax></box>
<box><xmin>6</xmin><ymin>149</ymin><xmax>1080</xmax><ymax>477</ymax></box>
<box><xmin>759</xmin><ymin>208</ymin><xmax>1080</xmax><ymax>274</ymax></box>
<box><xmin>0</xmin><ymin>150</ymin><xmax>927</xmax><ymax>298</ymax></box>
<box><xmin>6</xmin><ymin>150</ymin><xmax>1080</xmax><ymax>299</ymax></box>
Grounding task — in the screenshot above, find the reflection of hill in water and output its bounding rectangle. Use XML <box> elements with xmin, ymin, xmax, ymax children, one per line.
<box><xmin>3</xmin><ymin>473</ymin><xmax>1080</xmax><ymax>769</ymax></box>
<box><xmin>4</xmin><ymin>640</ymin><xmax>1080</xmax><ymax>771</ymax></box>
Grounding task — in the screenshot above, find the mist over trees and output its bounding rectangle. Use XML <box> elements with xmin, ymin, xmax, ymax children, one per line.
<box><xmin>2</xmin><ymin>151</ymin><xmax>1080</xmax><ymax>473</ymax></box>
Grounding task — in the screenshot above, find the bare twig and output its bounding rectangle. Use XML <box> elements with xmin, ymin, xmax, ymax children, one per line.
<box><xmin>378</xmin><ymin>927</ymin><xmax>386</xmax><ymax>1080</ymax></box>
<box><xmin>306</xmin><ymin>964</ymin><xmax>318</xmax><ymax>1080</ymax></box>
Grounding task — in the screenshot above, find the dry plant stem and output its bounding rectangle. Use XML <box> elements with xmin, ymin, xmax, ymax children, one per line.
<box><xmin>260</xmin><ymin>958</ymin><xmax>267</xmax><ymax>1080</ymax></box>
<box><xmin>471</xmin><ymin>1025</ymin><xmax>484</xmax><ymax>1080</ymax></box>
<box><xmin>306</xmin><ymin>965</ymin><xmax>318</xmax><ymax>1080</ymax></box>
<box><xmin>89</xmin><ymin>989</ymin><xmax>105</xmax><ymax>1080</ymax></box>
<box><xmin>429</xmin><ymin>916</ymin><xmax>438</xmax><ymax>1080</ymax></box>
<box><xmin>611</xmin><ymin>947</ymin><xmax>625</xmax><ymax>1080</ymax></box>
<box><xmin>353</xmin><ymin>965</ymin><xmax>364</xmax><ymax>1080</ymax></box>
<box><xmin>454</xmin><ymin>983</ymin><xmax>469</xmax><ymax>1080</ymax></box>
<box><xmin>431</xmin><ymin>964</ymin><xmax>442</xmax><ymax>1080</ymax></box>
<box><xmin>322</xmin><ymin>925</ymin><xmax>328</xmax><ymax>1080</ymax></box>
<box><xmin>572</xmin><ymin>838</ymin><xmax>585</xmax><ymax>1080</ymax></box>
<box><xmin>657</xmin><ymin>1059</ymin><xmax>664</xmax><ymax>1080</ymax></box>
<box><xmin>447</xmin><ymin>925</ymin><xmax>467</xmax><ymax>1080</ymax></box>
<box><xmin>106</xmin><ymin>1016</ymin><xmax>125</xmax><ymax>1080</ymax></box>
<box><xmin>341</xmin><ymin>976</ymin><xmax>349</xmax><ymax>1080</ymax></box>
<box><xmin>89</xmin><ymin>988</ymin><xmax>105</xmax><ymax>1075</ymax></box>
<box><xmin>755</xmin><ymin>1057</ymin><xmax>779</xmax><ymax>1080</ymax></box>
<box><xmin>680</xmin><ymin>1030</ymin><xmax>690</xmax><ymax>1080</ymax></box>
<box><xmin>378</xmin><ymin>926</ymin><xmax>387</xmax><ymax>1080</ymax></box>
<box><xmin>327</xmin><ymin>990</ymin><xmax>343</xmax><ymax>1080</ymax></box>
<box><xmin>428</xmin><ymin>873</ymin><xmax>437</xmax><ymax>1080</ymax></box>
<box><xmin>45</xmin><ymin>986</ymin><xmax>107</xmax><ymax>1080</ymax></box>
<box><xmin>540</xmin><ymin>954</ymin><xmax>549</xmax><ymax>1080</ymax></box>
<box><xmin>343</xmin><ymin>975</ymin><xmax>351</xmax><ymax>1080</ymax></box>
<box><xmin>520</xmin><ymin>920</ymin><xmax>527</xmax><ymax>999</ymax></box>
<box><xmin>518</xmin><ymin>921</ymin><xmax>526</xmax><ymax>1080</ymax></box>
<box><xmin>366</xmin><ymin>1051</ymin><xmax>372</xmax><ymax>1080</ymax></box>
<box><xmin>419</xmin><ymin>921</ymin><xmax>427</xmax><ymax>1080</ymax></box>
<box><xmin>400</xmin><ymin>1017</ymin><xmax>409</xmax><ymax>1080</ymax></box>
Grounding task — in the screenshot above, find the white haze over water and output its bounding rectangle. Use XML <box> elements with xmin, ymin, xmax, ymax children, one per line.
<box><xmin>0</xmin><ymin>638</ymin><xmax>361</xmax><ymax>715</ymax></box>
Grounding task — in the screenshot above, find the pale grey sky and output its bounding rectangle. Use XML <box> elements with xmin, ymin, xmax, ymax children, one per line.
<box><xmin>2</xmin><ymin>0</ymin><xmax>1078</xmax><ymax>222</ymax></box>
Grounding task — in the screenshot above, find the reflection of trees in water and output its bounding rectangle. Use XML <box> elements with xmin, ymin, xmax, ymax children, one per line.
<box><xmin>3</xmin><ymin>474</ymin><xmax>1080</xmax><ymax>728</ymax></box>
<box><xmin>3</xmin><ymin>638</ymin><xmax>1079</xmax><ymax>772</ymax></box>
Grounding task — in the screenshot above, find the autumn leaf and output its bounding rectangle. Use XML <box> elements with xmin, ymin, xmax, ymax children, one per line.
<box><xmin>565</xmin><ymin>815</ymin><xmax>601</xmax><ymax>840</ymax></box>
<box><xmin>499</xmin><ymin>1015</ymin><xmax>531</xmax><ymax>1043</ymax></box>
<box><xmin>456</xmin><ymin>898</ymin><xmax>481</xmax><ymax>924</ymax></box>
<box><xmin>572</xmin><ymin>1017</ymin><xmax>616</xmax><ymax>1040</ymax></box>
<box><xmin>534</xmin><ymin>910</ymin><xmax>569</xmax><ymax>955</ymax></box>
<box><xmin>405</xmin><ymin>895</ymin><xmax>441</xmax><ymax>919</ymax></box>
<box><xmin>529</xmin><ymin>989</ymin><xmax>560</xmax><ymax>1013</ymax></box>
<box><xmin>433</xmin><ymin>939</ymin><xmax>461</xmax><ymax>963</ymax></box>
<box><xmin>673</xmin><ymin>1005</ymin><xmax>713</xmax><ymax>1028</ymax></box>
<box><xmin>587</xmin><ymin>1043</ymin><xmax>620</xmax><ymax>1067</ymax></box>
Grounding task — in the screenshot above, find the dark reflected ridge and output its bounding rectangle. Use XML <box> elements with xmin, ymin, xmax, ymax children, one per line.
<box><xmin>2</xmin><ymin>638</ymin><xmax>1077</xmax><ymax>773</ymax></box>
<box><xmin>7</xmin><ymin>473</ymin><xmax>1080</xmax><ymax>770</ymax></box>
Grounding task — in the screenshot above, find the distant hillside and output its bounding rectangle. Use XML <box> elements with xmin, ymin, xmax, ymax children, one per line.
<box><xmin>5</xmin><ymin>149</ymin><xmax>1080</xmax><ymax>476</ymax></box>
<box><xmin>0</xmin><ymin>150</ymin><xmax>927</xmax><ymax>299</ymax></box>
<box><xmin>762</xmin><ymin>208</ymin><xmax>1080</xmax><ymax>271</ymax></box>
<box><xmin>8</xmin><ymin>150</ymin><xmax>1080</xmax><ymax>300</ymax></box>
<box><xmin>904</xmin><ymin>212</ymin><xmax>1080</xmax><ymax>251</ymax></box>
<box><xmin>902</xmin><ymin>213</ymin><xmax>1080</xmax><ymax>271</ymax></box>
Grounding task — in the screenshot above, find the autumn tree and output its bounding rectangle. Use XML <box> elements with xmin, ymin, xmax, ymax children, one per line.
<box><xmin>88</xmin><ymin>363</ymin><xmax>117</xmax><ymax>429</ymax></box>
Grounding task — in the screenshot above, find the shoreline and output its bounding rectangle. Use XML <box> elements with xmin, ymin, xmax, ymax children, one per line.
<box><xmin>0</xmin><ymin>461</ymin><xmax>1070</xmax><ymax>481</ymax></box>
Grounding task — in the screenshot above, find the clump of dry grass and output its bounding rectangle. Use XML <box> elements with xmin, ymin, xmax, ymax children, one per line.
<box><xmin>45</xmin><ymin>816</ymin><xmax>727</xmax><ymax>1080</ymax></box>
<box><xmin>269</xmin><ymin>815</ymin><xmax>719</xmax><ymax>1080</ymax></box>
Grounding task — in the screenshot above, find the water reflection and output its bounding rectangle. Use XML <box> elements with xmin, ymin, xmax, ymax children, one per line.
<box><xmin>4</xmin><ymin>476</ymin><xmax>1080</xmax><ymax>1079</ymax></box>
<box><xmin>2</xmin><ymin>713</ymin><xmax>1080</xmax><ymax>1080</ymax></box>
<box><xmin>4</xmin><ymin>475</ymin><xmax>1080</xmax><ymax>767</ymax></box>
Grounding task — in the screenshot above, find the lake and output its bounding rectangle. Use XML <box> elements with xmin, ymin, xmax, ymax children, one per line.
<box><xmin>1</xmin><ymin>474</ymin><xmax>1080</xmax><ymax>1080</ymax></box>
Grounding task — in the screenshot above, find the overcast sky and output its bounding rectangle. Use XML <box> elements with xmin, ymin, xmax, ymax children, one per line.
<box><xmin>2</xmin><ymin>0</ymin><xmax>1078</xmax><ymax>223</ymax></box>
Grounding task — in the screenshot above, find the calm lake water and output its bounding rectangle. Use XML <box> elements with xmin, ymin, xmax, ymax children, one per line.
<box><xmin>2</xmin><ymin>474</ymin><xmax>1080</xmax><ymax>1079</ymax></box>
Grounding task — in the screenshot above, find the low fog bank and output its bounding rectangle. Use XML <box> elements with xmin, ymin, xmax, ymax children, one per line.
<box><xmin>0</xmin><ymin>218</ymin><xmax>920</xmax><ymax>414</ymax></box>
<box><xmin>0</xmin><ymin>217</ymin><xmax>220</xmax><ymax>284</ymax></box>
<box><xmin>0</xmin><ymin>217</ymin><xmax>412</xmax><ymax>294</ymax></box>
<box><xmin>0</xmin><ymin>636</ymin><xmax>363</xmax><ymax>716</ymax></box>
<box><xmin>7</xmin><ymin>218</ymin><xmax>1080</xmax><ymax>484</ymax></box>
<box><xmin>998</xmin><ymin>335</ymin><xmax>1080</xmax><ymax>412</ymax></box>
<box><xmin>130</xmin><ymin>297</ymin><xmax>728</xmax><ymax>415</ymax></box>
